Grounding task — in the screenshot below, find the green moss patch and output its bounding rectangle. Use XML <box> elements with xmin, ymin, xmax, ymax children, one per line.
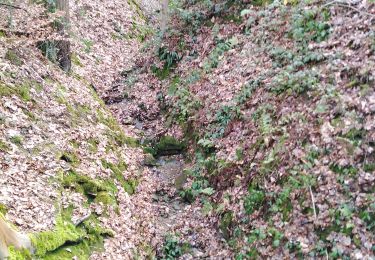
<box><xmin>0</xmin><ymin>140</ymin><xmax>10</xmax><ymax>152</ymax></box>
<box><xmin>62</xmin><ymin>170</ymin><xmax>117</xmax><ymax>205</ymax></box>
<box><xmin>5</xmin><ymin>49</ymin><xmax>23</xmax><ymax>66</ymax></box>
<box><xmin>30</xmin><ymin>207</ymin><xmax>113</xmax><ymax>259</ymax></box>
<box><xmin>8</xmin><ymin>246</ymin><xmax>32</xmax><ymax>260</ymax></box>
<box><xmin>146</xmin><ymin>136</ymin><xmax>186</xmax><ymax>157</ymax></box>
<box><xmin>31</xmin><ymin>216</ymin><xmax>84</xmax><ymax>256</ymax></box>
<box><xmin>59</xmin><ymin>151</ymin><xmax>80</xmax><ymax>166</ymax></box>
<box><xmin>0</xmin><ymin>203</ymin><xmax>8</xmax><ymax>215</ymax></box>
<box><xmin>0</xmin><ymin>82</ymin><xmax>32</xmax><ymax>102</ymax></box>
<box><xmin>101</xmin><ymin>159</ymin><xmax>138</xmax><ymax>194</ymax></box>
<box><xmin>10</xmin><ymin>136</ymin><xmax>23</xmax><ymax>145</ymax></box>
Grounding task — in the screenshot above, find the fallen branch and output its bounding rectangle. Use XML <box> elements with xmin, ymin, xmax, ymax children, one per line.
<box><xmin>0</xmin><ymin>3</ymin><xmax>29</xmax><ymax>13</ymax></box>
<box><xmin>309</xmin><ymin>186</ymin><xmax>317</xmax><ymax>221</ymax></box>
<box><xmin>0</xmin><ymin>28</ymin><xmax>30</xmax><ymax>37</ymax></box>
<box><xmin>322</xmin><ymin>0</ymin><xmax>375</xmax><ymax>18</ymax></box>
<box><xmin>73</xmin><ymin>213</ymin><xmax>92</xmax><ymax>226</ymax></box>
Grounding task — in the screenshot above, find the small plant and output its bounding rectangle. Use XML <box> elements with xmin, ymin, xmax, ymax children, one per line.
<box><xmin>151</xmin><ymin>47</ymin><xmax>182</xmax><ymax>79</ymax></box>
<box><xmin>244</xmin><ymin>186</ymin><xmax>265</xmax><ymax>214</ymax></box>
<box><xmin>5</xmin><ymin>49</ymin><xmax>23</xmax><ymax>66</ymax></box>
<box><xmin>10</xmin><ymin>135</ymin><xmax>23</xmax><ymax>145</ymax></box>
<box><xmin>38</xmin><ymin>40</ymin><xmax>59</xmax><ymax>63</ymax></box>
<box><xmin>203</xmin><ymin>37</ymin><xmax>238</xmax><ymax>72</ymax></box>
<box><xmin>59</xmin><ymin>151</ymin><xmax>80</xmax><ymax>166</ymax></box>
<box><xmin>270</xmin><ymin>69</ymin><xmax>318</xmax><ymax>95</ymax></box>
<box><xmin>82</xmin><ymin>39</ymin><xmax>94</xmax><ymax>53</ymax></box>
<box><xmin>162</xmin><ymin>235</ymin><xmax>183</xmax><ymax>260</ymax></box>
<box><xmin>0</xmin><ymin>140</ymin><xmax>10</xmax><ymax>152</ymax></box>
<box><xmin>290</xmin><ymin>8</ymin><xmax>330</xmax><ymax>43</ymax></box>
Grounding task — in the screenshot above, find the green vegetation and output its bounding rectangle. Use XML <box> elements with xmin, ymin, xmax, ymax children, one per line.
<box><xmin>5</xmin><ymin>50</ymin><xmax>23</xmax><ymax>66</ymax></box>
<box><xmin>29</xmin><ymin>206</ymin><xmax>113</xmax><ymax>259</ymax></box>
<box><xmin>244</xmin><ymin>187</ymin><xmax>265</xmax><ymax>215</ymax></box>
<box><xmin>61</xmin><ymin>170</ymin><xmax>116</xmax><ymax>204</ymax></box>
<box><xmin>10</xmin><ymin>136</ymin><xmax>23</xmax><ymax>145</ymax></box>
<box><xmin>59</xmin><ymin>151</ymin><xmax>80</xmax><ymax>166</ymax></box>
<box><xmin>0</xmin><ymin>203</ymin><xmax>8</xmax><ymax>215</ymax></box>
<box><xmin>151</xmin><ymin>47</ymin><xmax>182</xmax><ymax>79</ymax></box>
<box><xmin>154</xmin><ymin>136</ymin><xmax>186</xmax><ymax>156</ymax></box>
<box><xmin>101</xmin><ymin>159</ymin><xmax>138</xmax><ymax>195</ymax></box>
<box><xmin>290</xmin><ymin>8</ymin><xmax>330</xmax><ymax>43</ymax></box>
<box><xmin>8</xmin><ymin>246</ymin><xmax>32</xmax><ymax>260</ymax></box>
<box><xmin>0</xmin><ymin>140</ymin><xmax>10</xmax><ymax>152</ymax></box>
<box><xmin>0</xmin><ymin>82</ymin><xmax>32</xmax><ymax>102</ymax></box>
<box><xmin>161</xmin><ymin>235</ymin><xmax>183</xmax><ymax>260</ymax></box>
<box><xmin>97</xmin><ymin>110</ymin><xmax>138</xmax><ymax>147</ymax></box>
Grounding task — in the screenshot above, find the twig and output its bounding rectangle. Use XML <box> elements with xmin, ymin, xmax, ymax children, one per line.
<box><xmin>322</xmin><ymin>0</ymin><xmax>375</xmax><ymax>18</ymax></box>
<box><xmin>0</xmin><ymin>28</ymin><xmax>30</xmax><ymax>37</ymax></box>
<box><xmin>309</xmin><ymin>185</ymin><xmax>318</xmax><ymax>221</ymax></box>
<box><xmin>0</xmin><ymin>3</ymin><xmax>29</xmax><ymax>13</ymax></box>
<box><xmin>73</xmin><ymin>213</ymin><xmax>91</xmax><ymax>226</ymax></box>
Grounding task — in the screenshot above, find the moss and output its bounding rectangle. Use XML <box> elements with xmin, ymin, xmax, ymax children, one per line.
<box><xmin>101</xmin><ymin>159</ymin><xmax>138</xmax><ymax>194</ymax></box>
<box><xmin>0</xmin><ymin>115</ymin><xmax>5</xmax><ymax>124</ymax></box>
<box><xmin>94</xmin><ymin>191</ymin><xmax>116</xmax><ymax>205</ymax></box>
<box><xmin>143</xmin><ymin>153</ymin><xmax>158</xmax><ymax>166</ymax></box>
<box><xmin>0</xmin><ymin>83</ymin><xmax>14</xmax><ymax>97</ymax></box>
<box><xmin>87</xmin><ymin>138</ymin><xmax>99</xmax><ymax>153</ymax></box>
<box><xmin>8</xmin><ymin>246</ymin><xmax>32</xmax><ymax>260</ymax></box>
<box><xmin>17</xmin><ymin>84</ymin><xmax>31</xmax><ymax>102</ymax></box>
<box><xmin>70</xmin><ymin>140</ymin><xmax>80</xmax><ymax>149</ymax></box>
<box><xmin>31</xmin><ymin>215</ymin><xmax>84</xmax><ymax>256</ymax></box>
<box><xmin>127</xmin><ymin>0</ymin><xmax>146</xmax><ymax>21</ymax></box>
<box><xmin>30</xmin><ymin>208</ymin><xmax>113</xmax><ymax>259</ymax></box>
<box><xmin>71</xmin><ymin>53</ymin><xmax>83</xmax><ymax>67</ymax></box>
<box><xmin>98</xmin><ymin>110</ymin><xmax>138</xmax><ymax>147</ymax></box>
<box><xmin>0</xmin><ymin>140</ymin><xmax>10</xmax><ymax>152</ymax></box>
<box><xmin>0</xmin><ymin>82</ymin><xmax>32</xmax><ymax>102</ymax></box>
<box><xmin>0</xmin><ymin>203</ymin><xmax>8</xmax><ymax>215</ymax></box>
<box><xmin>5</xmin><ymin>49</ymin><xmax>23</xmax><ymax>66</ymax></box>
<box><xmin>10</xmin><ymin>135</ymin><xmax>23</xmax><ymax>145</ymax></box>
<box><xmin>23</xmin><ymin>110</ymin><xmax>37</xmax><ymax>121</ymax></box>
<box><xmin>62</xmin><ymin>170</ymin><xmax>116</xmax><ymax>202</ymax></box>
<box><xmin>143</xmin><ymin>146</ymin><xmax>157</xmax><ymax>156</ymax></box>
<box><xmin>59</xmin><ymin>151</ymin><xmax>80</xmax><ymax>166</ymax></box>
<box><xmin>154</xmin><ymin>136</ymin><xmax>186</xmax><ymax>156</ymax></box>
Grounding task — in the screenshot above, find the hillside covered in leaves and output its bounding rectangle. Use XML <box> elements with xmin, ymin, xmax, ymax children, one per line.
<box><xmin>0</xmin><ymin>0</ymin><xmax>374</xmax><ymax>259</ymax></box>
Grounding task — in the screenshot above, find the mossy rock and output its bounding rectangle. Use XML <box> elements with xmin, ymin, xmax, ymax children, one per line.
<box><xmin>154</xmin><ymin>136</ymin><xmax>186</xmax><ymax>156</ymax></box>
<box><xmin>31</xmin><ymin>216</ymin><xmax>84</xmax><ymax>256</ymax></box>
<box><xmin>62</xmin><ymin>170</ymin><xmax>116</xmax><ymax>201</ymax></box>
<box><xmin>30</xmin><ymin>209</ymin><xmax>113</xmax><ymax>259</ymax></box>
<box><xmin>94</xmin><ymin>191</ymin><xmax>116</xmax><ymax>205</ymax></box>
<box><xmin>143</xmin><ymin>153</ymin><xmax>158</xmax><ymax>166</ymax></box>
<box><xmin>122</xmin><ymin>179</ymin><xmax>138</xmax><ymax>195</ymax></box>
<box><xmin>0</xmin><ymin>203</ymin><xmax>8</xmax><ymax>215</ymax></box>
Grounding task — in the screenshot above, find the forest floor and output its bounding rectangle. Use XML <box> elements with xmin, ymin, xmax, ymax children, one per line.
<box><xmin>0</xmin><ymin>0</ymin><xmax>374</xmax><ymax>259</ymax></box>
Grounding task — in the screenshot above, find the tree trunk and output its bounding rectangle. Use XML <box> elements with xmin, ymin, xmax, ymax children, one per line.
<box><xmin>56</xmin><ymin>0</ymin><xmax>71</xmax><ymax>72</ymax></box>
<box><xmin>160</xmin><ymin>0</ymin><xmax>169</xmax><ymax>36</ymax></box>
<box><xmin>56</xmin><ymin>0</ymin><xmax>70</xmax><ymax>23</ymax></box>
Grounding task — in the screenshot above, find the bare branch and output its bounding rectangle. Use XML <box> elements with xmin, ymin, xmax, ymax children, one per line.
<box><xmin>0</xmin><ymin>3</ymin><xmax>29</xmax><ymax>13</ymax></box>
<box><xmin>322</xmin><ymin>1</ymin><xmax>375</xmax><ymax>18</ymax></box>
